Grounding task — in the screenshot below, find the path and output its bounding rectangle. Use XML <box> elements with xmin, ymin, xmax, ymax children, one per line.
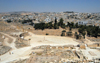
<box><xmin>0</xmin><ymin>32</ymin><xmax>16</xmax><ymax>49</ymax></box>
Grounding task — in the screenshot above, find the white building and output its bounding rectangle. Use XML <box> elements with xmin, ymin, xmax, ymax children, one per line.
<box><xmin>78</xmin><ymin>21</ymin><xmax>88</xmax><ymax>25</ymax></box>
<box><xmin>44</xmin><ymin>16</ymin><xmax>51</xmax><ymax>23</ymax></box>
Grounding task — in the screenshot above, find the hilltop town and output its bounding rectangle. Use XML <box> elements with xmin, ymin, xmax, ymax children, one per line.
<box><xmin>0</xmin><ymin>11</ymin><xmax>100</xmax><ymax>63</ymax></box>
<box><xmin>1</xmin><ymin>11</ymin><xmax>100</xmax><ymax>26</ymax></box>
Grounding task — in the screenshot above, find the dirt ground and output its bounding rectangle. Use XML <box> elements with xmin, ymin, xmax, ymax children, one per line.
<box><xmin>0</xmin><ymin>21</ymin><xmax>99</xmax><ymax>63</ymax></box>
<box><xmin>0</xmin><ymin>32</ymin><xmax>79</xmax><ymax>63</ymax></box>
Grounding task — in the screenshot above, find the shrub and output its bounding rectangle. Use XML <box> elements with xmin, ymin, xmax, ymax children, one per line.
<box><xmin>46</xmin><ymin>33</ymin><xmax>49</xmax><ymax>35</ymax></box>
<box><xmin>62</xmin><ymin>30</ymin><xmax>66</xmax><ymax>32</ymax></box>
<box><xmin>61</xmin><ymin>33</ymin><xmax>64</xmax><ymax>36</ymax></box>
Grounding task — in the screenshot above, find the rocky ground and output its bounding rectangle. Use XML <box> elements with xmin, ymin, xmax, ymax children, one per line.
<box><xmin>8</xmin><ymin>59</ymin><xmax>28</xmax><ymax>63</ymax></box>
<box><xmin>0</xmin><ymin>46</ymin><xmax>11</xmax><ymax>55</ymax></box>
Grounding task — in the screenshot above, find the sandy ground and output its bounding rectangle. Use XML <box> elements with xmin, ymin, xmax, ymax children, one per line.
<box><xmin>26</xmin><ymin>32</ymin><xmax>79</xmax><ymax>46</ymax></box>
<box><xmin>0</xmin><ymin>32</ymin><xmax>79</xmax><ymax>63</ymax></box>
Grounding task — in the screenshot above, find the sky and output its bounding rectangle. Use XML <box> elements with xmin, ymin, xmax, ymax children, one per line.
<box><xmin>0</xmin><ymin>0</ymin><xmax>100</xmax><ymax>13</ymax></box>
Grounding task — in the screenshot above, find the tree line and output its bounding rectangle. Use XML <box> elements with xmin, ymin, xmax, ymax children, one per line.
<box><xmin>34</xmin><ymin>17</ymin><xmax>100</xmax><ymax>38</ymax></box>
<box><xmin>34</xmin><ymin>17</ymin><xmax>66</xmax><ymax>30</ymax></box>
<box><xmin>67</xmin><ymin>22</ymin><xmax>100</xmax><ymax>38</ymax></box>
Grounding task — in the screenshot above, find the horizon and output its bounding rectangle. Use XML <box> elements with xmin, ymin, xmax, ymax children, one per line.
<box><xmin>0</xmin><ymin>11</ymin><xmax>100</xmax><ymax>13</ymax></box>
<box><xmin>0</xmin><ymin>0</ymin><xmax>100</xmax><ymax>13</ymax></box>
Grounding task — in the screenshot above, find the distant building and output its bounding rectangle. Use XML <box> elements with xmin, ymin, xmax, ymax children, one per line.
<box><xmin>44</xmin><ymin>16</ymin><xmax>51</xmax><ymax>23</ymax></box>
<box><xmin>78</xmin><ymin>21</ymin><xmax>88</xmax><ymax>25</ymax></box>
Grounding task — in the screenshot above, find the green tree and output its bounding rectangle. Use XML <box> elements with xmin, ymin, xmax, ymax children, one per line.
<box><xmin>61</xmin><ymin>30</ymin><xmax>66</xmax><ymax>36</ymax></box>
<box><xmin>75</xmin><ymin>23</ymin><xmax>78</xmax><ymax>28</ymax></box>
<box><xmin>82</xmin><ymin>32</ymin><xmax>86</xmax><ymax>39</ymax></box>
<box><xmin>54</xmin><ymin>17</ymin><xmax>59</xmax><ymax>29</ymax></box>
<box><xmin>67</xmin><ymin>31</ymin><xmax>72</xmax><ymax>36</ymax></box>
<box><xmin>69</xmin><ymin>27</ymin><xmax>72</xmax><ymax>31</ymax></box>
<box><xmin>58</xmin><ymin>18</ymin><xmax>64</xmax><ymax>26</ymax></box>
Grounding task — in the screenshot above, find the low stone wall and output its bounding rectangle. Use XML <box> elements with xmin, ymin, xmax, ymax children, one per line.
<box><xmin>32</xmin><ymin>45</ymin><xmax>74</xmax><ymax>50</ymax></box>
<box><xmin>88</xmin><ymin>43</ymin><xmax>100</xmax><ymax>48</ymax></box>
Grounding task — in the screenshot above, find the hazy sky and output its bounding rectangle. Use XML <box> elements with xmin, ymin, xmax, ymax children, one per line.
<box><xmin>0</xmin><ymin>0</ymin><xmax>100</xmax><ymax>12</ymax></box>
